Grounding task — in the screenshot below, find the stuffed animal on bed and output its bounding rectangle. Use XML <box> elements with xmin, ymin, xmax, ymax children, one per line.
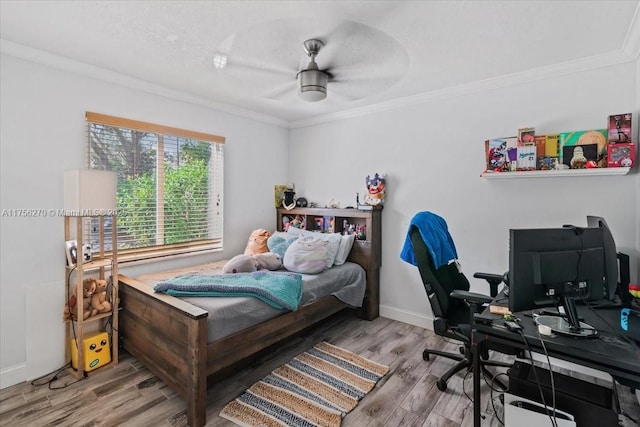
<box><xmin>244</xmin><ymin>228</ymin><xmax>272</xmax><ymax>256</ymax></box>
<box><xmin>222</xmin><ymin>252</ymin><xmax>282</xmax><ymax>274</ymax></box>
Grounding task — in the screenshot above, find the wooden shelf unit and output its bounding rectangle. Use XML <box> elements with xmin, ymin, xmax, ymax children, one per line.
<box><xmin>64</xmin><ymin>215</ymin><xmax>118</xmax><ymax>377</ymax></box>
<box><xmin>276</xmin><ymin>207</ymin><xmax>382</xmax><ymax>320</ymax></box>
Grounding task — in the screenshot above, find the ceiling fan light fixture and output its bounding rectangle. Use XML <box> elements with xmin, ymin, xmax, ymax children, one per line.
<box><xmin>297</xmin><ymin>69</ymin><xmax>328</xmax><ymax>102</ymax></box>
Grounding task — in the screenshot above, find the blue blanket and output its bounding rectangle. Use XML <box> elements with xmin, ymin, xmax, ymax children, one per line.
<box><xmin>154</xmin><ymin>271</ymin><xmax>303</xmax><ymax>311</ymax></box>
<box><xmin>400</xmin><ymin>211</ymin><xmax>458</xmax><ymax>269</ymax></box>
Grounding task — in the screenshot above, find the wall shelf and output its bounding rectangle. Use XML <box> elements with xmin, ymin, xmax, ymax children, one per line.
<box><xmin>480</xmin><ymin>167</ymin><xmax>631</xmax><ymax>179</ymax></box>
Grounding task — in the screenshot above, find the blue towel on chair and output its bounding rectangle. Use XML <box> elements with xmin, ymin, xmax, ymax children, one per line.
<box><xmin>400</xmin><ymin>211</ymin><xmax>458</xmax><ymax>269</ymax></box>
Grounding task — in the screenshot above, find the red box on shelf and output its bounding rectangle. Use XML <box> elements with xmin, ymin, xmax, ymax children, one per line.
<box><xmin>607</xmin><ymin>143</ymin><xmax>635</xmax><ymax>168</ymax></box>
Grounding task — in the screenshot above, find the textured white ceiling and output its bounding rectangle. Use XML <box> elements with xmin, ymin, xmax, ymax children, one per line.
<box><xmin>1</xmin><ymin>1</ymin><xmax>639</xmax><ymax>126</ymax></box>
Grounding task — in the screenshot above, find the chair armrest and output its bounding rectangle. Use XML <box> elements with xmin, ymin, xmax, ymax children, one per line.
<box><xmin>473</xmin><ymin>272</ymin><xmax>504</xmax><ymax>297</ymax></box>
<box><xmin>450</xmin><ymin>290</ymin><xmax>493</xmax><ymax>305</ymax></box>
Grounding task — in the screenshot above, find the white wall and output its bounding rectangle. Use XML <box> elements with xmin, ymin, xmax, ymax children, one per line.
<box><xmin>289</xmin><ymin>61</ymin><xmax>639</xmax><ymax>328</ymax></box>
<box><xmin>2</xmin><ymin>51</ymin><xmax>638</xmax><ymax>390</ymax></box>
<box><xmin>0</xmin><ymin>54</ymin><xmax>289</xmax><ymax>388</ymax></box>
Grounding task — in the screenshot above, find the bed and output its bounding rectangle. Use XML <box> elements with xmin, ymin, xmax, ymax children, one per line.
<box><xmin>118</xmin><ymin>221</ymin><xmax>380</xmax><ymax>427</ymax></box>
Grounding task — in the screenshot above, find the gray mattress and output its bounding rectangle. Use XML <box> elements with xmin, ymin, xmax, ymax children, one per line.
<box><xmin>141</xmin><ymin>262</ymin><xmax>366</xmax><ymax>342</ymax></box>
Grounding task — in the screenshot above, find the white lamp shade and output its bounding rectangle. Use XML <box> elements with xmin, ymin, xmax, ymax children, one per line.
<box><xmin>64</xmin><ymin>170</ymin><xmax>117</xmax><ymax>214</ymax></box>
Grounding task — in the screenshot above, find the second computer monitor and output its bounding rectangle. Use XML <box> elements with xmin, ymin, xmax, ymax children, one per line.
<box><xmin>509</xmin><ymin>227</ymin><xmax>607</xmax><ymax>313</ymax></box>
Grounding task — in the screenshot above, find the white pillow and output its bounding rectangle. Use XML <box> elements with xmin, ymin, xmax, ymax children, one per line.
<box><xmin>334</xmin><ymin>234</ymin><xmax>356</xmax><ymax>266</ymax></box>
<box><xmin>286</xmin><ymin>227</ymin><xmax>341</xmax><ymax>268</ymax></box>
<box><xmin>283</xmin><ymin>236</ymin><xmax>329</xmax><ymax>274</ymax></box>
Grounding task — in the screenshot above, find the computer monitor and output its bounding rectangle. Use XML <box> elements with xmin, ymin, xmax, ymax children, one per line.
<box><xmin>586</xmin><ymin>215</ymin><xmax>630</xmax><ymax>304</ymax></box>
<box><xmin>509</xmin><ymin>227</ymin><xmax>606</xmax><ymax>334</ymax></box>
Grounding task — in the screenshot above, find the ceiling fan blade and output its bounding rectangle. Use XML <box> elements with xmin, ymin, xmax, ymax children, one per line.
<box><xmin>263</xmin><ymin>80</ymin><xmax>297</xmax><ymax>100</ymax></box>
<box><xmin>327</xmin><ymin>89</ymin><xmax>357</xmax><ymax>103</ymax></box>
<box><xmin>218</xmin><ymin>54</ymin><xmax>295</xmax><ymax>79</ymax></box>
<box><xmin>330</xmin><ymin>77</ymin><xmax>399</xmax><ymax>102</ymax></box>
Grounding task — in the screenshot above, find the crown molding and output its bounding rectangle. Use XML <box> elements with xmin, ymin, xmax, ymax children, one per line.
<box><xmin>2</xmin><ymin>38</ymin><xmax>635</xmax><ymax>132</ymax></box>
<box><xmin>623</xmin><ymin>2</ymin><xmax>640</xmax><ymax>59</ymax></box>
<box><xmin>0</xmin><ymin>39</ymin><xmax>289</xmax><ymax>129</ymax></box>
<box><xmin>290</xmin><ymin>49</ymin><xmax>635</xmax><ymax>129</ymax></box>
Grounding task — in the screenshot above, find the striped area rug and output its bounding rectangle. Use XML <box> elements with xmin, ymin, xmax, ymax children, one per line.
<box><xmin>220</xmin><ymin>341</ymin><xmax>389</xmax><ymax>427</ymax></box>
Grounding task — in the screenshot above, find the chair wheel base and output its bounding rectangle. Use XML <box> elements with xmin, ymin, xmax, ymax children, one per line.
<box><xmin>423</xmin><ymin>350</ymin><xmax>430</xmax><ymax>361</ymax></box>
<box><xmin>436</xmin><ymin>379</ymin><xmax>447</xmax><ymax>391</ymax></box>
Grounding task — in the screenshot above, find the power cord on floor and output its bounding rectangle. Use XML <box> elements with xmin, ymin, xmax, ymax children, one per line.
<box><xmin>487</xmin><ymin>371</ymin><xmax>509</xmax><ymax>425</ymax></box>
<box><xmin>461</xmin><ymin>360</ymin><xmax>508</xmax><ymax>422</ymax></box>
<box><xmin>30</xmin><ymin>362</ymin><xmax>87</xmax><ymax>390</ymax></box>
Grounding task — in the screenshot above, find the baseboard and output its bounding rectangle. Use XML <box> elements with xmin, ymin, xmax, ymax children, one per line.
<box><xmin>1</xmin><ymin>363</ymin><xmax>26</xmax><ymax>389</ymax></box>
<box><xmin>379</xmin><ymin>304</ymin><xmax>434</xmax><ymax>331</ymax></box>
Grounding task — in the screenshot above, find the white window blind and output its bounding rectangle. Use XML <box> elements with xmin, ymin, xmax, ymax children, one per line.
<box><xmin>85</xmin><ymin>112</ymin><xmax>224</xmax><ymax>261</ymax></box>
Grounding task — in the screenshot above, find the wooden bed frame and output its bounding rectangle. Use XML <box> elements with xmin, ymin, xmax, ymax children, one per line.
<box><xmin>118</xmin><ymin>209</ymin><xmax>381</xmax><ymax>427</ymax></box>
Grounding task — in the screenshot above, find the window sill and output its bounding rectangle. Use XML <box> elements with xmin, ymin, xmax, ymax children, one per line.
<box><xmin>117</xmin><ymin>246</ymin><xmax>223</xmax><ymax>267</ymax></box>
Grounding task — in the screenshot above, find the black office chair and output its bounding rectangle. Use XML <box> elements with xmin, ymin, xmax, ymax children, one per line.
<box><xmin>408</xmin><ymin>225</ymin><xmax>511</xmax><ymax>392</ymax></box>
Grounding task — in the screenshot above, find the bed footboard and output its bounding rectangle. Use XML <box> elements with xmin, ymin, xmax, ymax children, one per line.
<box><xmin>118</xmin><ymin>274</ymin><xmax>208</xmax><ymax>427</ymax></box>
<box><xmin>119</xmin><ymin>273</ymin><xmax>352</xmax><ymax>427</ymax></box>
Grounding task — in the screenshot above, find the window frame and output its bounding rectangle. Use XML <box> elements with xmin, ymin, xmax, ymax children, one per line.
<box><xmin>85</xmin><ymin>112</ymin><xmax>224</xmax><ymax>263</ymax></box>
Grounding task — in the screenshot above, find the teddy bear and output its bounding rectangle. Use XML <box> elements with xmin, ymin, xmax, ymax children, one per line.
<box><xmin>63</xmin><ymin>278</ymin><xmax>95</xmax><ymax>321</ymax></box>
<box><xmin>222</xmin><ymin>252</ymin><xmax>282</xmax><ymax>274</ymax></box>
<box><xmin>89</xmin><ymin>278</ymin><xmax>112</xmax><ymax>317</ymax></box>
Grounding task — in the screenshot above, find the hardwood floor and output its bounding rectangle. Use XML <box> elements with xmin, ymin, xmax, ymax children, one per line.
<box><xmin>1</xmin><ymin>311</ymin><xmax>639</xmax><ymax>426</ymax></box>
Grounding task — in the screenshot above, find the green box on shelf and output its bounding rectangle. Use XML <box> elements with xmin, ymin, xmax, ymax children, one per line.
<box><xmin>558</xmin><ymin>129</ymin><xmax>608</xmax><ymax>167</ymax></box>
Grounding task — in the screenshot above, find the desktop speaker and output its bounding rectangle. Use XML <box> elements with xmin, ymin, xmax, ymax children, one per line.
<box><xmin>70</xmin><ymin>331</ymin><xmax>111</xmax><ymax>372</ymax></box>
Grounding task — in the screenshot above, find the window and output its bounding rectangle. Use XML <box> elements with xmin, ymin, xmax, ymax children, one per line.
<box><xmin>86</xmin><ymin>112</ymin><xmax>224</xmax><ymax>261</ymax></box>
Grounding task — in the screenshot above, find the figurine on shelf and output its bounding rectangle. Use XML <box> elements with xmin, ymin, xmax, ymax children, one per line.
<box><xmin>290</xmin><ymin>215</ymin><xmax>305</xmax><ymax>229</ymax></box>
<box><xmin>570</xmin><ymin>146</ymin><xmax>588</xmax><ymax>169</ymax></box>
<box><xmin>282</xmin><ymin>185</ymin><xmax>296</xmax><ymax>211</ymax></box>
<box><xmin>364</xmin><ymin>173</ymin><xmax>386</xmax><ymax>206</ymax></box>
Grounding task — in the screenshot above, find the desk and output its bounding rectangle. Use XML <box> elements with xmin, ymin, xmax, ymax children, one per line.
<box><xmin>471</xmin><ymin>304</ymin><xmax>640</xmax><ymax>426</ymax></box>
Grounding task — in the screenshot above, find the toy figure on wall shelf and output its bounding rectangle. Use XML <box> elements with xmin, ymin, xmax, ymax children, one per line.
<box><xmin>570</xmin><ymin>146</ymin><xmax>588</xmax><ymax>169</ymax></box>
<box><xmin>364</xmin><ymin>173</ymin><xmax>385</xmax><ymax>206</ymax></box>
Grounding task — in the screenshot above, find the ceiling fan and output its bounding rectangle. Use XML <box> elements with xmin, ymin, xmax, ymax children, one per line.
<box><xmin>217</xmin><ymin>20</ymin><xmax>409</xmax><ymax>104</ymax></box>
<box><xmin>296</xmin><ymin>39</ymin><xmax>331</xmax><ymax>102</ymax></box>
